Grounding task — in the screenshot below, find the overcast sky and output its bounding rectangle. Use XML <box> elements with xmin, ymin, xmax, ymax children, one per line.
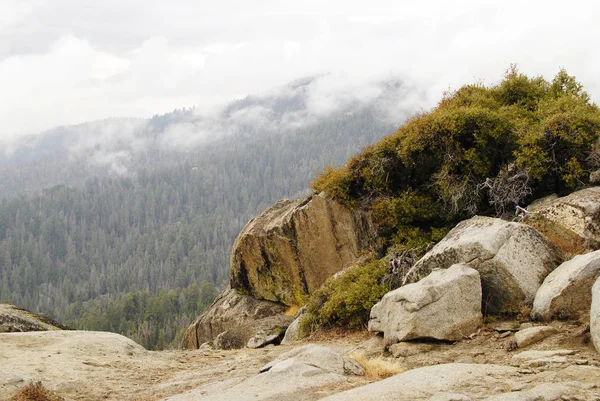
<box><xmin>1</xmin><ymin>0</ymin><xmax>599</xmax><ymax>141</ymax></box>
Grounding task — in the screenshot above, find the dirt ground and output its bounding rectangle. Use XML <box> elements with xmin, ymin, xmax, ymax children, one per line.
<box><xmin>0</xmin><ymin>318</ymin><xmax>599</xmax><ymax>401</ymax></box>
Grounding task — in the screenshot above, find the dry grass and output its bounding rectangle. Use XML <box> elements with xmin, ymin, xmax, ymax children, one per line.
<box><xmin>284</xmin><ymin>305</ymin><xmax>300</xmax><ymax>317</ymax></box>
<box><xmin>348</xmin><ymin>352</ymin><xmax>405</xmax><ymax>381</ymax></box>
<box><xmin>304</xmin><ymin>327</ymin><xmax>373</xmax><ymax>344</ymax></box>
<box><xmin>12</xmin><ymin>381</ymin><xmax>64</xmax><ymax>401</ymax></box>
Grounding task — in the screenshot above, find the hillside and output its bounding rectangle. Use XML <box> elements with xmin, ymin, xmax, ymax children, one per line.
<box><xmin>0</xmin><ymin>77</ymin><xmax>415</xmax><ymax>349</ymax></box>
<box><xmin>0</xmin><ymin>76</ymin><xmax>414</xmax><ymax>199</ymax></box>
<box><xmin>2</xmin><ymin>68</ymin><xmax>600</xmax><ymax>401</ymax></box>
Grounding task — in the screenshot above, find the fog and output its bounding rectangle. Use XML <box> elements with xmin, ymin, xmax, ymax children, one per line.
<box><xmin>1</xmin><ymin>0</ymin><xmax>599</xmax><ymax>142</ymax></box>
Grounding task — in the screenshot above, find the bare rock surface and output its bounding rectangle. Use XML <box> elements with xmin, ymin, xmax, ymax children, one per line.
<box><xmin>481</xmin><ymin>383</ymin><xmax>573</xmax><ymax>401</ymax></box>
<box><xmin>514</xmin><ymin>326</ymin><xmax>558</xmax><ymax>348</ymax></box>
<box><xmin>369</xmin><ymin>264</ymin><xmax>482</xmax><ymax>341</ymax></box>
<box><xmin>182</xmin><ymin>286</ymin><xmax>292</xmax><ymax>349</ymax></box>
<box><xmin>405</xmin><ymin>216</ymin><xmax>560</xmax><ymax>314</ymax></box>
<box><xmin>523</xmin><ymin>186</ymin><xmax>600</xmax><ymax>256</ymax></box>
<box><xmin>0</xmin><ymin>303</ymin><xmax>68</xmax><ymax>333</ymax></box>
<box><xmin>592</xmin><ymin>277</ymin><xmax>600</xmax><ymax>352</ymax></box>
<box><xmin>512</xmin><ymin>349</ymin><xmax>575</xmax><ymax>361</ymax></box>
<box><xmin>532</xmin><ymin>250</ymin><xmax>600</xmax><ymax>321</ymax></box>
<box><xmin>230</xmin><ymin>193</ymin><xmax>375</xmax><ymax>306</ymax></box>
<box><xmin>321</xmin><ymin>364</ymin><xmax>516</xmax><ymax>401</ymax></box>
<box><xmin>164</xmin><ymin>345</ymin><xmax>365</xmax><ymax>401</ymax></box>
<box><xmin>322</xmin><ymin>362</ymin><xmax>599</xmax><ymax>401</ymax></box>
<box><xmin>260</xmin><ymin>344</ymin><xmax>364</xmax><ymax>376</ymax></box>
<box><xmin>2</xmin><ymin>320</ymin><xmax>600</xmax><ymax>401</ymax></box>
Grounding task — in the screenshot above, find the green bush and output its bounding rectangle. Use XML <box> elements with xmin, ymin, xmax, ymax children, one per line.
<box><xmin>311</xmin><ymin>66</ymin><xmax>600</xmax><ymax>247</ymax></box>
<box><xmin>299</xmin><ymin>259</ymin><xmax>388</xmax><ymax>335</ymax></box>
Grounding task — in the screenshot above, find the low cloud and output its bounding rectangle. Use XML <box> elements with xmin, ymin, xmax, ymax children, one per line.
<box><xmin>1</xmin><ymin>0</ymin><xmax>599</xmax><ymax>144</ymax></box>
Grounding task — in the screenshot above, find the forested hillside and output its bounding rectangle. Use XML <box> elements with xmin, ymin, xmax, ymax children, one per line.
<box><xmin>0</xmin><ymin>78</ymin><xmax>409</xmax><ymax>349</ymax></box>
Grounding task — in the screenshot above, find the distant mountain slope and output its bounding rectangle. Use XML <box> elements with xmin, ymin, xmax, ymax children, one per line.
<box><xmin>0</xmin><ymin>76</ymin><xmax>420</xmax><ymax>199</ymax></box>
<box><xmin>0</xmin><ymin>76</ymin><xmax>422</xmax><ymax>348</ymax></box>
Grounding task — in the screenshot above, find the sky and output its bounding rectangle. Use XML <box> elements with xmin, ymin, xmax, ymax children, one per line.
<box><xmin>1</xmin><ymin>0</ymin><xmax>600</xmax><ymax>142</ymax></box>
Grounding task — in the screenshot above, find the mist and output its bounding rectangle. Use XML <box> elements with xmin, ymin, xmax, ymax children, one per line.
<box><xmin>2</xmin><ymin>0</ymin><xmax>599</xmax><ymax>142</ymax></box>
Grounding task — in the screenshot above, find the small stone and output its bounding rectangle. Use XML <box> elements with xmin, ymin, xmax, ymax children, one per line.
<box><xmin>491</xmin><ymin>321</ymin><xmax>519</xmax><ymax>332</ymax></box>
<box><xmin>512</xmin><ymin>349</ymin><xmax>575</xmax><ymax>360</ymax></box>
<box><xmin>389</xmin><ymin>342</ymin><xmax>434</xmax><ymax>358</ymax></box>
<box><xmin>500</xmin><ymin>331</ymin><xmax>512</xmax><ymax>338</ymax></box>
<box><xmin>514</xmin><ymin>326</ymin><xmax>557</xmax><ymax>348</ymax></box>
<box><xmin>454</xmin><ymin>356</ymin><xmax>474</xmax><ymax>364</ymax></box>
<box><xmin>523</xmin><ymin>356</ymin><xmax>568</xmax><ymax>367</ymax></box>
<box><xmin>247</xmin><ymin>333</ymin><xmax>281</xmax><ymax>349</ymax></box>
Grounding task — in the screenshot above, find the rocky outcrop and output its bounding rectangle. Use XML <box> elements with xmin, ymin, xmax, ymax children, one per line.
<box><xmin>405</xmin><ymin>216</ymin><xmax>560</xmax><ymax>314</ymax></box>
<box><xmin>230</xmin><ymin>194</ymin><xmax>375</xmax><ymax>306</ymax></box>
<box><xmin>182</xmin><ymin>287</ymin><xmax>292</xmax><ymax>349</ymax></box>
<box><xmin>523</xmin><ymin>187</ymin><xmax>600</xmax><ymax>256</ymax></box>
<box><xmin>165</xmin><ymin>345</ymin><xmax>365</xmax><ymax>401</ymax></box>
<box><xmin>0</xmin><ymin>303</ymin><xmax>68</xmax><ymax>333</ymax></box>
<box><xmin>369</xmin><ymin>264</ymin><xmax>482</xmax><ymax>341</ymax></box>
<box><xmin>532</xmin><ymin>250</ymin><xmax>600</xmax><ymax>321</ymax></box>
<box><xmin>592</xmin><ymin>277</ymin><xmax>600</xmax><ymax>352</ymax></box>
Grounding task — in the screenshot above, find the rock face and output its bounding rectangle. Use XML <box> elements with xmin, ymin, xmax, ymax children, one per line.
<box><xmin>592</xmin><ymin>277</ymin><xmax>600</xmax><ymax>352</ymax></box>
<box><xmin>182</xmin><ymin>287</ymin><xmax>292</xmax><ymax>350</ymax></box>
<box><xmin>405</xmin><ymin>216</ymin><xmax>560</xmax><ymax>314</ymax></box>
<box><xmin>523</xmin><ymin>187</ymin><xmax>600</xmax><ymax>256</ymax></box>
<box><xmin>532</xmin><ymin>250</ymin><xmax>600</xmax><ymax>321</ymax></box>
<box><xmin>0</xmin><ymin>303</ymin><xmax>68</xmax><ymax>332</ymax></box>
<box><xmin>230</xmin><ymin>194</ymin><xmax>375</xmax><ymax>306</ymax></box>
<box><xmin>369</xmin><ymin>264</ymin><xmax>482</xmax><ymax>341</ymax></box>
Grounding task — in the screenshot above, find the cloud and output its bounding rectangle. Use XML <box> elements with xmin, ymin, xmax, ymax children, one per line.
<box><xmin>1</xmin><ymin>0</ymin><xmax>600</xmax><ymax>142</ymax></box>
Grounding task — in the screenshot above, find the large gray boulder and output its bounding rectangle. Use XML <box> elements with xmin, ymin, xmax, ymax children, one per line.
<box><xmin>532</xmin><ymin>250</ymin><xmax>600</xmax><ymax>321</ymax></box>
<box><xmin>182</xmin><ymin>287</ymin><xmax>292</xmax><ymax>350</ymax></box>
<box><xmin>230</xmin><ymin>193</ymin><xmax>375</xmax><ymax>306</ymax></box>
<box><xmin>369</xmin><ymin>264</ymin><xmax>482</xmax><ymax>341</ymax></box>
<box><xmin>523</xmin><ymin>186</ymin><xmax>600</xmax><ymax>256</ymax></box>
<box><xmin>592</xmin><ymin>277</ymin><xmax>600</xmax><ymax>352</ymax></box>
<box><xmin>405</xmin><ymin>216</ymin><xmax>560</xmax><ymax>315</ymax></box>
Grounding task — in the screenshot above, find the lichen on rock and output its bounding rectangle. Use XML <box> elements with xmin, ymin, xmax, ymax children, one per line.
<box><xmin>230</xmin><ymin>193</ymin><xmax>376</xmax><ymax>306</ymax></box>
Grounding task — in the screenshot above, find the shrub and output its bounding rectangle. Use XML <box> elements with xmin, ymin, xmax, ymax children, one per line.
<box><xmin>311</xmin><ymin>67</ymin><xmax>600</xmax><ymax>250</ymax></box>
<box><xmin>12</xmin><ymin>381</ymin><xmax>64</xmax><ymax>401</ymax></box>
<box><xmin>299</xmin><ymin>259</ymin><xmax>388</xmax><ymax>335</ymax></box>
